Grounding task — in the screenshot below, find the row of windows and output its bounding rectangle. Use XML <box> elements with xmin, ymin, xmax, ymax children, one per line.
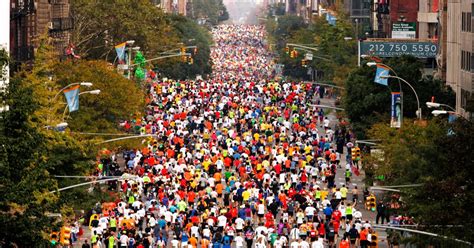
<box><xmin>461</xmin><ymin>11</ymin><xmax>472</xmax><ymax>32</ymax></box>
<box><xmin>461</xmin><ymin>50</ymin><xmax>474</xmax><ymax>72</ymax></box>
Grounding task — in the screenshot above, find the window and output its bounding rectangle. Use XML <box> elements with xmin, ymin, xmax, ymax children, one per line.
<box><xmin>461</xmin><ymin>50</ymin><xmax>472</xmax><ymax>72</ymax></box>
<box><xmin>471</xmin><ymin>53</ymin><xmax>474</xmax><ymax>72</ymax></box>
<box><xmin>461</xmin><ymin>12</ymin><xmax>472</xmax><ymax>32</ymax></box>
<box><xmin>462</xmin><ymin>12</ymin><xmax>465</xmax><ymax>31</ymax></box>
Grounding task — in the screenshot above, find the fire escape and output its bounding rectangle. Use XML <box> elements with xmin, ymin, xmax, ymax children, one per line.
<box><xmin>10</xmin><ymin>0</ymin><xmax>36</xmax><ymax>63</ymax></box>
<box><xmin>48</xmin><ymin>0</ymin><xmax>73</xmax><ymax>57</ymax></box>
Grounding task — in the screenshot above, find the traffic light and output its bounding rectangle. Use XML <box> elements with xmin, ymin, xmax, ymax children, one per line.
<box><xmin>371</xmin><ymin>231</ymin><xmax>378</xmax><ymax>247</ymax></box>
<box><xmin>180</xmin><ymin>47</ymin><xmax>186</xmax><ymax>54</ymax></box>
<box><xmin>366</xmin><ymin>194</ymin><xmax>376</xmax><ymax>211</ymax></box>
<box><xmin>355</xmin><ymin>147</ymin><xmax>361</xmax><ymax>161</ymax></box>
<box><xmin>187</xmin><ymin>57</ymin><xmax>194</xmax><ymax>65</ymax></box>
<box><xmin>50</xmin><ymin>231</ymin><xmax>59</xmax><ymax>245</ymax></box>
<box><xmin>285</xmin><ymin>46</ymin><xmax>289</xmax><ymax>54</ymax></box>
<box><xmin>351</xmin><ymin>147</ymin><xmax>357</xmax><ymax>161</ymax></box>
<box><xmin>290</xmin><ymin>49</ymin><xmax>298</xmax><ymax>58</ymax></box>
<box><xmin>301</xmin><ymin>59</ymin><xmax>308</xmax><ymax>67</ymax></box>
<box><xmin>193</xmin><ymin>47</ymin><xmax>198</xmax><ymax>55</ymax></box>
<box><xmin>60</xmin><ymin>226</ymin><xmax>71</xmax><ymax>245</ymax></box>
<box><xmin>182</xmin><ymin>55</ymin><xmax>188</xmax><ymax>62</ymax></box>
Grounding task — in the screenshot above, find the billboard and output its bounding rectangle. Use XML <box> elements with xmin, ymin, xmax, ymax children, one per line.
<box><xmin>392</xmin><ymin>22</ymin><xmax>416</xmax><ymax>39</ymax></box>
<box><xmin>360</xmin><ymin>41</ymin><xmax>438</xmax><ymax>58</ymax></box>
<box><xmin>0</xmin><ymin>0</ymin><xmax>10</xmax><ymax>88</ymax></box>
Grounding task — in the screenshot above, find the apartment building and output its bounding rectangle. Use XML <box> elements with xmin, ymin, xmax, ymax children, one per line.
<box><xmin>10</xmin><ymin>0</ymin><xmax>73</xmax><ymax>66</ymax></box>
<box><xmin>446</xmin><ymin>0</ymin><xmax>474</xmax><ymax>117</ymax></box>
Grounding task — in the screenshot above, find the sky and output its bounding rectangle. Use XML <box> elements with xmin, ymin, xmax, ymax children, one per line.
<box><xmin>223</xmin><ymin>0</ymin><xmax>262</xmax><ymax>25</ymax></box>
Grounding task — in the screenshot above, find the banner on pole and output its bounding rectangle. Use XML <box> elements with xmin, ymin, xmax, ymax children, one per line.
<box><xmin>64</xmin><ymin>85</ymin><xmax>80</xmax><ymax>112</ymax></box>
<box><xmin>374</xmin><ymin>65</ymin><xmax>389</xmax><ymax>86</ymax></box>
<box><xmin>391</xmin><ymin>92</ymin><xmax>401</xmax><ymax>128</ymax></box>
<box><xmin>115</xmin><ymin>42</ymin><xmax>127</xmax><ymax>64</ymax></box>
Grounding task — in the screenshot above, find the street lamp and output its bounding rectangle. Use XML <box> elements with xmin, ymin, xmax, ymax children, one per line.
<box><xmin>431</xmin><ymin>110</ymin><xmax>449</xmax><ymax>116</ymax></box>
<box><xmin>62</xmin><ymin>89</ymin><xmax>101</xmax><ymax>119</ymax></box>
<box><xmin>381</xmin><ymin>75</ymin><xmax>422</xmax><ymax>120</ymax></box>
<box><xmin>366</xmin><ymin>61</ymin><xmax>377</xmax><ymax>66</ymax></box>
<box><xmin>56</xmin><ymin>122</ymin><xmax>68</xmax><ymax>128</ymax></box>
<box><xmin>80</xmin><ymin>90</ymin><xmax>101</xmax><ymax>95</ymax></box>
<box><xmin>426</xmin><ymin>102</ymin><xmax>455</xmax><ymax>111</ymax></box>
<box><xmin>368</xmin><ymin>62</ymin><xmax>404</xmax><ymax>124</ymax></box>
<box><xmin>53</xmin><ymin>82</ymin><xmax>93</xmax><ymax>101</ymax></box>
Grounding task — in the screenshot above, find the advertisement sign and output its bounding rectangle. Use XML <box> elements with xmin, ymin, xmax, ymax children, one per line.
<box><xmin>391</xmin><ymin>92</ymin><xmax>402</xmax><ymax>128</ymax></box>
<box><xmin>360</xmin><ymin>41</ymin><xmax>438</xmax><ymax>58</ymax></box>
<box><xmin>391</xmin><ymin>22</ymin><xmax>416</xmax><ymax>39</ymax></box>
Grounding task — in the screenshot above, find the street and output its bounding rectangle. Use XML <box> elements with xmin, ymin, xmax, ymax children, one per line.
<box><xmin>72</xmin><ymin>24</ymin><xmax>390</xmax><ymax>248</ymax></box>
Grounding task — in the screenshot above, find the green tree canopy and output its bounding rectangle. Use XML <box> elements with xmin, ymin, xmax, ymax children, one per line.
<box><xmin>0</xmin><ymin>44</ymin><xmax>93</xmax><ymax>245</ymax></box>
<box><xmin>53</xmin><ymin>60</ymin><xmax>145</xmax><ymax>133</ymax></box>
<box><xmin>71</xmin><ymin>0</ymin><xmax>180</xmax><ymax>60</ymax></box>
<box><xmin>343</xmin><ymin>55</ymin><xmax>455</xmax><ymax>138</ymax></box>
<box><xmin>366</xmin><ymin>119</ymin><xmax>474</xmax><ymax>245</ymax></box>
<box><xmin>156</xmin><ymin>14</ymin><xmax>213</xmax><ymax>79</ymax></box>
<box><xmin>190</xmin><ymin>0</ymin><xmax>229</xmax><ymax>25</ymax></box>
<box><xmin>267</xmin><ymin>14</ymin><xmax>356</xmax><ymax>83</ymax></box>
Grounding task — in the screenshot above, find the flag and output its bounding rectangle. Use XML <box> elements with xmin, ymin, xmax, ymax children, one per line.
<box><xmin>448</xmin><ymin>113</ymin><xmax>457</xmax><ymax>123</ymax></box>
<box><xmin>326</xmin><ymin>13</ymin><xmax>337</xmax><ymax>26</ymax></box>
<box><xmin>115</xmin><ymin>42</ymin><xmax>127</xmax><ymax>64</ymax></box>
<box><xmin>374</xmin><ymin>65</ymin><xmax>389</xmax><ymax>86</ymax></box>
<box><xmin>64</xmin><ymin>85</ymin><xmax>80</xmax><ymax>112</ymax></box>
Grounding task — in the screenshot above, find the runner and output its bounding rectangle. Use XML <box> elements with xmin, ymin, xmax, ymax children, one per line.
<box><xmin>83</xmin><ymin>24</ymin><xmax>372</xmax><ymax>248</ymax></box>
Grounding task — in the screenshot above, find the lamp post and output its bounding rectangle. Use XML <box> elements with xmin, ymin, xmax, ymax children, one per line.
<box><xmin>381</xmin><ymin>75</ymin><xmax>422</xmax><ymax>120</ymax></box>
<box><xmin>367</xmin><ymin>62</ymin><xmax>404</xmax><ymax>125</ymax></box>
<box><xmin>426</xmin><ymin>102</ymin><xmax>456</xmax><ymax>111</ymax></box>
<box><xmin>49</xmin><ymin>82</ymin><xmax>93</xmax><ymax>129</ymax></box>
<box><xmin>62</xmin><ymin>89</ymin><xmax>101</xmax><ymax>119</ymax></box>
<box><xmin>53</xmin><ymin>82</ymin><xmax>93</xmax><ymax>101</ymax></box>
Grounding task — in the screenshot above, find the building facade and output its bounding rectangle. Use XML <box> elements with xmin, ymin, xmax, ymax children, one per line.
<box><xmin>446</xmin><ymin>0</ymin><xmax>473</xmax><ymax>117</ymax></box>
<box><xmin>10</xmin><ymin>0</ymin><xmax>73</xmax><ymax>66</ymax></box>
<box><xmin>1</xmin><ymin>0</ymin><xmax>10</xmax><ymax>89</ymax></box>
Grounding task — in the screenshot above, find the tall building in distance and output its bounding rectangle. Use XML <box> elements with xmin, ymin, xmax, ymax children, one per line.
<box><xmin>9</xmin><ymin>0</ymin><xmax>73</xmax><ymax>66</ymax></box>
<box><xmin>446</xmin><ymin>0</ymin><xmax>473</xmax><ymax>118</ymax></box>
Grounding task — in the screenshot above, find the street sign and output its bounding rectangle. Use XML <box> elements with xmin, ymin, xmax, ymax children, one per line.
<box><xmin>360</xmin><ymin>41</ymin><xmax>438</xmax><ymax>58</ymax></box>
<box><xmin>391</xmin><ymin>22</ymin><xmax>416</xmax><ymax>39</ymax></box>
<box><xmin>305</xmin><ymin>53</ymin><xmax>313</xmax><ymax>60</ymax></box>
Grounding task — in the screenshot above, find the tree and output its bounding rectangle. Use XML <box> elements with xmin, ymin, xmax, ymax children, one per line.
<box><xmin>268</xmin><ymin>14</ymin><xmax>356</xmax><ymax>83</ymax></box>
<box><xmin>71</xmin><ymin>0</ymin><xmax>180</xmax><ymax>60</ymax></box>
<box><xmin>53</xmin><ymin>60</ymin><xmax>145</xmax><ymax>133</ymax></box>
<box><xmin>343</xmin><ymin>55</ymin><xmax>455</xmax><ymax>138</ymax></box>
<box><xmin>190</xmin><ymin>0</ymin><xmax>229</xmax><ymax>25</ymax></box>
<box><xmin>0</xmin><ymin>39</ymin><xmax>100</xmax><ymax>245</ymax></box>
<box><xmin>156</xmin><ymin>15</ymin><xmax>213</xmax><ymax>79</ymax></box>
<box><xmin>366</xmin><ymin>118</ymin><xmax>474</xmax><ymax>245</ymax></box>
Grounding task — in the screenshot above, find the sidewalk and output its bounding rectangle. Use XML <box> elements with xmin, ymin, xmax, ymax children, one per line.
<box><xmin>317</xmin><ymin>95</ymin><xmax>388</xmax><ymax>247</ymax></box>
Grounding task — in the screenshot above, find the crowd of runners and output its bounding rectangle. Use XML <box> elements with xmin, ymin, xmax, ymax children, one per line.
<box><xmin>77</xmin><ymin>25</ymin><xmax>381</xmax><ymax>248</ymax></box>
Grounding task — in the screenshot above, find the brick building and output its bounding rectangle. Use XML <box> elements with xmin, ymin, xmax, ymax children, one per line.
<box><xmin>10</xmin><ymin>0</ymin><xmax>73</xmax><ymax>66</ymax></box>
